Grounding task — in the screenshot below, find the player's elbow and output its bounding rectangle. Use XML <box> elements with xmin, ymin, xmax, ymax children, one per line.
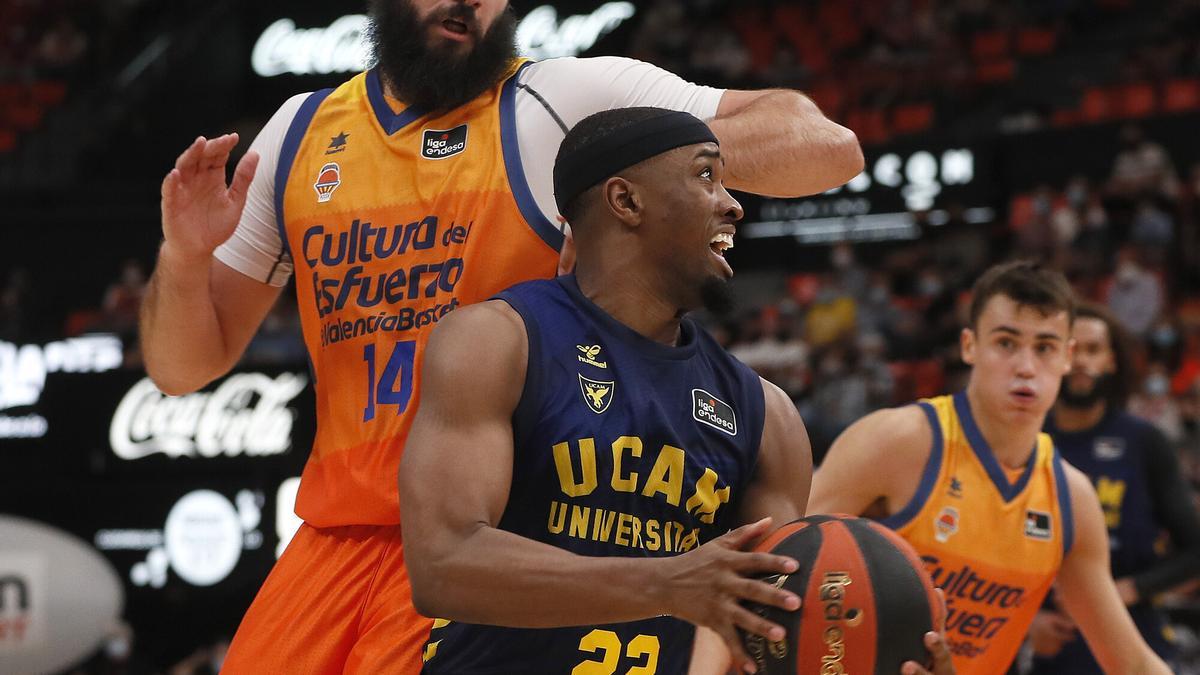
<box><xmin>143</xmin><ymin>366</ymin><xmax>207</xmax><ymax>397</ymax></box>
<box><xmin>406</xmin><ymin>552</ymin><xmax>455</xmax><ymax>619</ymax></box>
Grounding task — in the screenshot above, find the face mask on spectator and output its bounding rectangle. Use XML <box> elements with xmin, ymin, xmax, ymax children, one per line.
<box><xmin>1152</xmin><ymin>326</ymin><xmax>1178</xmax><ymax>349</ymax></box>
<box><xmin>1145</xmin><ymin>374</ymin><xmax>1170</xmax><ymax>397</ymax></box>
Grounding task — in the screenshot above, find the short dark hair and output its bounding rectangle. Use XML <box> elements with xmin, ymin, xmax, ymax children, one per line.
<box><xmin>554</xmin><ymin>107</ymin><xmax>675</xmax><ymax>226</ymax></box>
<box><xmin>1075</xmin><ymin>302</ymin><xmax>1136</xmax><ymax>408</ymax></box>
<box><xmin>967</xmin><ymin>260</ymin><xmax>1076</xmax><ymax>329</ymax></box>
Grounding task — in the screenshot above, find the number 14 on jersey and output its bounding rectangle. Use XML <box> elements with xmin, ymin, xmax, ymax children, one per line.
<box><xmin>363</xmin><ymin>340</ymin><xmax>416</xmax><ymax>422</ymax></box>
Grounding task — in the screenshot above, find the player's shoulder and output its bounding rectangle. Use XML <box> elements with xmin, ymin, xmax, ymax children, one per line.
<box><xmin>831</xmin><ymin>405</ymin><xmax>934</xmax><ymax>464</ymax></box>
<box><xmin>426</xmin><ymin>300</ymin><xmax>525</xmax><ymax>362</ymax></box>
<box><xmin>856</xmin><ymin>405</ymin><xmax>933</xmax><ymax>447</ymax></box>
<box><xmin>521</xmin><ymin>55</ymin><xmax>656</xmax><ymax>87</ymax></box>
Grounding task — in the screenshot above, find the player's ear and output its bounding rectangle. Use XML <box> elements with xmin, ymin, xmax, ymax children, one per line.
<box><xmin>960</xmin><ymin>327</ymin><xmax>976</xmax><ymax>365</ymax></box>
<box><xmin>604</xmin><ymin>176</ymin><xmax>643</xmax><ymax>228</ymax></box>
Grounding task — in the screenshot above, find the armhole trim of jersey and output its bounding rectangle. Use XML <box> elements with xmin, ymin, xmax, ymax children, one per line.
<box><xmin>881</xmin><ymin>401</ymin><xmax>944</xmax><ymax>531</ymax></box>
<box><xmin>500</xmin><ymin>60</ymin><xmax>565</xmax><ymax>253</ymax></box>
<box><xmin>493</xmin><ymin>290</ymin><xmax>542</xmax><ymax>448</ymax></box>
<box><xmin>1052</xmin><ymin>448</ymin><xmax>1075</xmax><ymax>557</ymax></box>
<box><xmin>274</xmin><ymin>88</ymin><xmax>335</xmax><ymax>259</ymax></box>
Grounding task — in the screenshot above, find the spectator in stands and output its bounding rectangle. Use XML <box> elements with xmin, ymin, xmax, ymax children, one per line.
<box><xmin>1108</xmin><ymin>246</ymin><xmax>1166</xmax><ymax>337</ymax></box>
<box><xmin>804</xmin><ymin>273</ymin><xmax>857</xmax><ymax>347</ymax></box>
<box><xmin>1131</xmin><ymin>362</ymin><xmax>1187</xmax><ymax>444</ymax></box>
<box><xmin>34</xmin><ymin>14</ymin><xmax>87</xmax><ymax>75</ymax></box>
<box><xmin>1109</xmin><ymin>124</ymin><xmax>1179</xmax><ymax>201</ymax></box>
<box><xmin>100</xmin><ymin>259</ymin><xmax>146</xmax><ymax>336</ymax></box>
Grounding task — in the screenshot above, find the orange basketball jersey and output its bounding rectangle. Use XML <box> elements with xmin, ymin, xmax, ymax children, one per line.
<box><xmin>277</xmin><ymin>61</ymin><xmax>561</xmax><ymax>527</ymax></box>
<box><xmin>881</xmin><ymin>392</ymin><xmax>1075</xmax><ymax>674</ymax></box>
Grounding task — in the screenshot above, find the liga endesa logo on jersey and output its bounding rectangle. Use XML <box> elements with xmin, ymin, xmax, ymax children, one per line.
<box><xmin>692</xmin><ymin>389</ymin><xmax>736</xmax><ymax>436</ymax></box>
<box><xmin>421</xmin><ymin>125</ymin><xmax>467</xmax><ymax>160</ymax></box>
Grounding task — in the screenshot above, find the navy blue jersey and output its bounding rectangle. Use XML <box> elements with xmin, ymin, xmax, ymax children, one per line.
<box><xmin>422</xmin><ymin>275</ymin><xmax>766</xmax><ymax>675</ymax></box>
<box><xmin>1049</xmin><ymin>411</ymin><xmax>1162</xmax><ymax>578</ymax></box>
<box><xmin>1031</xmin><ymin>410</ymin><xmax>1179</xmax><ymax>673</ymax></box>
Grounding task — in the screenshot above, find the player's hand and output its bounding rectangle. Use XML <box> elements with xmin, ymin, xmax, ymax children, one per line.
<box><xmin>1028</xmin><ymin>609</ymin><xmax>1076</xmax><ymax>657</ymax></box>
<box><xmin>901</xmin><ymin>589</ymin><xmax>953</xmax><ymax>675</ymax></box>
<box><xmin>160</xmin><ymin>134</ymin><xmax>259</xmax><ymax>261</ymax></box>
<box><xmin>900</xmin><ymin>631</ymin><xmax>954</xmax><ymax>675</ymax></box>
<box><xmin>659</xmin><ymin>517</ymin><xmax>800</xmax><ymax>674</ymax></box>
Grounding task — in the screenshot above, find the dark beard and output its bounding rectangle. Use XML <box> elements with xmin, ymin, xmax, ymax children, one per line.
<box><xmin>700</xmin><ymin>277</ymin><xmax>735</xmax><ymax>316</ymax></box>
<box><xmin>1058</xmin><ymin>372</ymin><xmax>1116</xmax><ymax>408</ymax></box>
<box><xmin>367</xmin><ymin>0</ymin><xmax>518</xmax><ymax>113</ymax></box>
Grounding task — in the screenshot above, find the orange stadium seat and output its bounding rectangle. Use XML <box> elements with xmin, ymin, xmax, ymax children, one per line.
<box><xmin>0</xmin><ymin>128</ymin><xmax>16</xmax><ymax>153</ymax></box>
<box><xmin>1016</xmin><ymin>28</ymin><xmax>1058</xmax><ymax>55</ymax></box>
<box><xmin>1114</xmin><ymin>82</ymin><xmax>1156</xmax><ymax>119</ymax></box>
<box><xmin>975</xmin><ymin>59</ymin><xmax>1016</xmax><ymax>83</ymax></box>
<box><xmin>892</xmin><ymin>103</ymin><xmax>935</xmax><ymax>135</ymax></box>
<box><xmin>1163</xmin><ymin>78</ymin><xmax>1200</xmax><ymax>112</ymax></box>
<box><xmin>1080</xmin><ymin>86</ymin><xmax>1112</xmax><ymax>122</ymax></box>
<box><xmin>31</xmin><ymin>80</ymin><xmax>67</xmax><ymax>107</ymax></box>
<box><xmin>846</xmin><ymin>108</ymin><xmax>889</xmax><ymax>145</ymax></box>
<box><xmin>971</xmin><ymin>31</ymin><xmax>1010</xmax><ymax>61</ymax></box>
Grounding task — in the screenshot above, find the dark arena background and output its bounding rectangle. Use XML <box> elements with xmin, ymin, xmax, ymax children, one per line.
<box><xmin>2</xmin><ymin>0</ymin><xmax>1200</xmax><ymax>673</ymax></box>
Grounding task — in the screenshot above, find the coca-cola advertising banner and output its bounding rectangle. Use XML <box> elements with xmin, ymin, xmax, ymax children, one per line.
<box><xmin>2</xmin><ymin>365</ymin><xmax>314</xmax><ymax>478</ymax></box>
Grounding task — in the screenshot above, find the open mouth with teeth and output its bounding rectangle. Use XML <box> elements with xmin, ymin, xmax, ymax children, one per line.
<box><xmin>443</xmin><ymin>18</ymin><xmax>468</xmax><ymax>34</ymax></box>
<box><xmin>710</xmin><ymin>232</ymin><xmax>734</xmax><ymax>257</ymax></box>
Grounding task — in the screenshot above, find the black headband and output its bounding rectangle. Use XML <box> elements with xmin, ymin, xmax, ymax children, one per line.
<box><xmin>553</xmin><ymin>110</ymin><xmax>719</xmax><ymax>217</ymax></box>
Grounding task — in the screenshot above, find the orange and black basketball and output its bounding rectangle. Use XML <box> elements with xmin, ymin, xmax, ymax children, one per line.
<box><xmin>741</xmin><ymin>515</ymin><xmax>944</xmax><ymax>674</ymax></box>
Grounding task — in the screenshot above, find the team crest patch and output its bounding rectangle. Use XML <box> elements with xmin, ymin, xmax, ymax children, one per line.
<box><xmin>422</xmin><ymin>124</ymin><xmax>468</xmax><ymax>159</ymax></box>
<box><xmin>314</xmin><ymin>162</ymin><xmax>341</xmax><ymax>202</ymax></box>
<box><xmin>1024</xmin><ymin>510</ymin><xmax>1052</xmax><ymax>540</ymax></box>
<box><xmin>579</xmin><ymin>374</ymin><xmax>614</xmax><ymax>414</ymax></box>
<box><xmin>692</xmin><ymin>389</ymin><xmax>736</xmax><ymax>436</ymax></box>
<box><xmin>934</xmin><ymin>506</ymin><xmax>959</xmax><ymax>543</ymax></box>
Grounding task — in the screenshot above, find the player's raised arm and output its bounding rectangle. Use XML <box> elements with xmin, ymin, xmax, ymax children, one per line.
<box><xmin>141</xmin><ymin>134</ymin><xmax>280</xmax><ymax>394</ymax></box>
<box><xmin>807</xmin><ymin>405</ymin><xmax>932</xmax><ymax>517</ymax></box>
<box><xmin>1054</xmin><ymin>464</ymin><xmax>1172</xmax><ymax>674</ymax></box>
<box><xmin>399</xmin><ymin>300</ymin><xmax>800</xmax><ymax>646</ymax></box>
<box><xmin>708</xmin><ymin>88</ymin><xmax>863</xmax><ymax>197</ymax></box>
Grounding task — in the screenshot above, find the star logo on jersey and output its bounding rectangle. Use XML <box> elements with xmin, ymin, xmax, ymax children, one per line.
<box><xmin>934</xmin><ymin>506</ymin><xmax>959</xmax><ymax>543</ymax></box>
<box><xmin>948</xmin><ymin>477</ymin><xmax>964</xmax><ymax>498</ymax></box>
<box><xmin>1094</xmin><ymin>437</ymin><xmax>1125</xmax><ymax>461</ymax></box>
<box><xmin>579</xmin><ymin>374</ymin><xmax>614</xmax><ymax>414</ymax></box>
<box><xmin>576</xmin><ymin>344</ymin><xmax>608</xmax><ymax>369</ymax></box>
<box><xmin>1024</xmin><ymin>510</ymin><xmax>1053</xmax><ymax>540</ymax></box>
<box><xmin>325</xmin><ymin>131</ymin><xmax>349</xmax><ymax>155</ymax></box>
<box><xmin>313</xmin><ymin>162</ymin><xmax>341</xmax><ymax>203</ymax></box>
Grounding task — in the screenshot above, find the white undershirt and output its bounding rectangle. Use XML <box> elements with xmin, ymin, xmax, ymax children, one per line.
<box><xmin>214</xmin><ymin>56</ymin><xmax>725</xmax><ymax>287</ymax></box>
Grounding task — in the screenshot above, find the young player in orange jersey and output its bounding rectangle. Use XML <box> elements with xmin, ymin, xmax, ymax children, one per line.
<box><xmin>807</xmin><ymin>261</ymin><xmax>1171</xmax><ymax>675</ymax></box>
<box><xmin>138</xmin><ymin>0</ymin><xmax>863</xmax><ymax>672</ymax></box>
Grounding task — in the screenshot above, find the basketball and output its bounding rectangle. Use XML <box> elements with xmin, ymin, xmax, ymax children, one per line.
<box><xmin>742</xmin><ymin>515</ymin><xmax>944</xmax><ymax>675</ymax></box>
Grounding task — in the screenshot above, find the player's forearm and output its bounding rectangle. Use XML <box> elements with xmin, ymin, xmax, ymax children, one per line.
<box><xmin>140</xmin><ymin>244</ymin><xmax>236</xmax><ymax>394</ymax></box>
<box><xmin>408</xmin><ymin>524</ymin><xmax>672</xmax><ymax>627</ymax></box>
<box><xmin>1132</xmin><ymin>550</ymin><xmax>1200</xmax><ymax>600</ymax></box>
<box><xmin>708</xmin><ymin>90</ymin><xmax>863</xmax><ymax>198</ymax></box>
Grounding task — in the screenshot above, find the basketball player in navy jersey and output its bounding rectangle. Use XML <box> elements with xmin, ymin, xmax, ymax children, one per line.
<box><xmin>399</xmin><ymin>107</ymin><xmax>808</xmax><ymax>674</ymax></box>
<box><xmin>1028</xmin><ymin>303</ymin><xmax>1200</xmax><ymax>673</ymax></box>
<box><xmin>400</xmin><ymin>107</ymin><xmax>950</xmax><ymax>675</ymax></box>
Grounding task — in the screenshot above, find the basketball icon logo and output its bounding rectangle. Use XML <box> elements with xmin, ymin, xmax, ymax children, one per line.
<box><xmin>314</xmin><ymin>162</ymin><xmax>341</xmax><ymax>202</ymax></box>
